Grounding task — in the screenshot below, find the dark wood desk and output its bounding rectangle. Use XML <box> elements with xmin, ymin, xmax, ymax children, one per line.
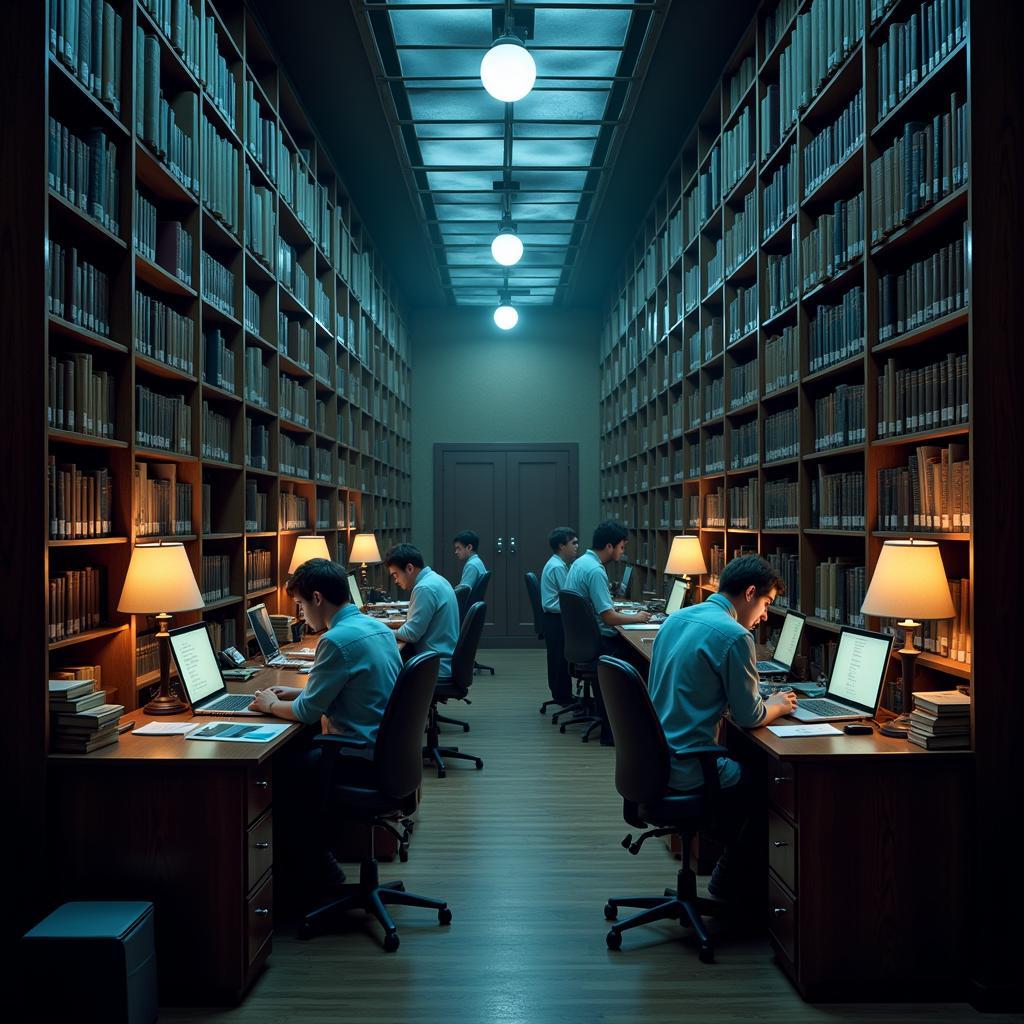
<box><xmin>616</xmin><ymin>625</ymin><xmax>973</xmax><ymax>1002</ymax></box>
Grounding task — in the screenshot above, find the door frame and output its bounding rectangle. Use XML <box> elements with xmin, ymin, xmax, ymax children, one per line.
<box><xmin>433</xmin><ymin>442</ymin><xmax>580</xmax><ymax>648</ymax></box>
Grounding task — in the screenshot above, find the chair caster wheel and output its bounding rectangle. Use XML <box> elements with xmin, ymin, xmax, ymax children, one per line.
<box><xmin>437</xmin><ymin>769</ymin><xmax>446</xmax><ymax>778</ymax></box>
<box><xmin>383</xmin><ymin>931</ymin><xmax>400</xmax><ymax>952</ymax></box>
<box><xmin>298</xmin><ymin>922</ymin><xmax>313</xmax><ymax>940</ymax></box>
<box><xmin>559</xmin><ymin>724</ymin><xmax>567</xmax><ymax>734</ymax></box>
<box><xmin>438</xmin><ymin>907</ymin><xmax>452</xmax><ymax>926</ymax></box>
<box><xmin>581</xmin><ymin>734</ymin><xmax>589</xmax><ymax>743</ymax></box>
<box><xmin>538</xmin><ymin>706</ymin><xmax>545</xmax><ymax>714</ymax></box>
<box><xmin>399</xmin><ymin>843</ymin><xmax>409</xmax><ymax>863</ymax></box>
<box><xmin>474</xmin><ymin>759</ymin><xmax>483</xmax><ymax>769</ymax></box>
<box><xmin>461</xmin><ymin>723</ymin><xmax>470</xmax><ymax>733</ymax></box>
<box><xmin>606</xmin><ymin>930</ymin><xmax>622</xmax><ymax>950</ymax></box>
<box><xmin>699</xmin><ymin>944</ymin><xmax>715</xmax><ymax>964</ymax></box>
<box><xmin>603</xmin><ymin>903</ymin><xmax>617</xmax><ymax>921</ymax></box>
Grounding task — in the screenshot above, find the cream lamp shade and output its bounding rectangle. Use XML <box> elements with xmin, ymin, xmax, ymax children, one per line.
<box><xmin>665</xmin><ymin>535</ymin><xmax>707</xmax><ymax>576</ymax></box>
<box><xmin>349</xmin><ymin>533</ymin><xmax>382</xmax><ymax>565</ymax></box>
<box><xmin>117</xmin><ymin>542</ymin><xmax>204</xmax><ymax>613</ymax></box>
<box><xmin>861</xmin><ymin>539</ymin><xmax>956</xmax><ymax>620</ymax></box>
<box><xmin>288</xmin><ymin>535</ymin><xmax>331</xmax><ymax>574</ymax></box>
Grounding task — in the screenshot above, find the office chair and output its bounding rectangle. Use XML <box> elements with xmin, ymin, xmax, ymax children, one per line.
<box><xmin>424</xmin><ymin>601</ymin><xmax>487</xmax><ymax>778</ymax></box>
<box><xmin>300</xmin><ymin>652</ymin><xmax>452</xmax><ymax>952</ymax></box>
<box><xmin>597</xmin><ymin>656</ymin><xmax>725</xmax><ymax>962</ymax></box>
<box><xmin>525</xmin><ymin>572</ymin><xmax>561</xmax><ymax>716</ymax></box>
<box><xmin>437</xmin><ymin>582</ymin><xmax>474</xmax><ymax>734</ymax></box>
<box><xmin>554</xmin><ymin>589</ymin><xmax>605</xmax><ymax>740</ymax></box>
<box><xmin>469</xmin><ymin>570</ymin><xmax>495</xmax><ymax>675</ymax></box>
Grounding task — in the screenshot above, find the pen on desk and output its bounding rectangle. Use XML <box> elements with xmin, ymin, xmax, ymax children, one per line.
<box><xmin>118</xmin><ymin>720</ymin><xmax>135</xmax><ymax>735</ymax></box>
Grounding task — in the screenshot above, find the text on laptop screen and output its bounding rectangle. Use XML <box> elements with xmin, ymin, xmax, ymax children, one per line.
<box><xmin>665</xmin><ymin>579</ymin><xmax>686</xmax><ymax>614</ymax></box>
<box><xmin>828</xmin><ymin>630</ymin><xmax>892</xmax><ymax>708</ymax></box>
<box><xmin>348</xmin><ymin>573</ymin><xmax>362</xmax><ymax>608</ymax></box>
<box><xmin>773</xmin><ymin>612</ymin><xmax>803</xmax><ymax>667</ymax></box>
<box><xmin>247</xmin><ymin>604</ymin><xmax>279</xmax><ymax>658</ymax></box>
<box><xmin>169</xmin><ymin>626</ymin><xmax>223</xmax><ymax>705</ymax></box>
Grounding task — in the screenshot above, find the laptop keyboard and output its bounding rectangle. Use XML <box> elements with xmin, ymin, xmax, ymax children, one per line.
<box><xmin>799</xmin><ymin>698</ymin><xmax>855</xmax><ymax>717</ymax></box>
<box><xmin>209</xmin><ymin>694</ymin><xmax>254</xmax><ymax>711</ymax></box>
<box><xmin>756</xmin><ymin>661</ymin><xmax>782</xmax><ymax>673</ymax></box>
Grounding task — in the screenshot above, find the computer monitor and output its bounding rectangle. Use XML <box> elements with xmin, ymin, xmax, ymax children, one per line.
<box><xmin>246</xmin><ymin>603</ymin><xmax>281</xmax><ymax>661</ymax></box>
<box><xmin>347</xmin><ymin>572</ymin><xmax>363</xmax><ymax>608</ymax></box>
<box><xmin>772</xmin><ymin>610</ymin><xmax>806</xmax><ymax>670</ymax></box>
<box><xmin>616</xmin><ymin>564</ymin><xmax>633</xmax><ymax>599</ymax></box>
<box><xmin>665</xmin><ymin>579</ymin><xmax>686</xmax><ymax>614</ymax></box>
<box><xmin>825</xmin><ymin>627</ymin><xmax>895</xmax><ymax>713</ymax></box>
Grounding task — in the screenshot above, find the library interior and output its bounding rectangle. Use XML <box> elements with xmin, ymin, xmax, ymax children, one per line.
<box><xmin>5</xmin><ymin>0</ymin><xmax>1024</xmax><ymax>1020</ymax></box>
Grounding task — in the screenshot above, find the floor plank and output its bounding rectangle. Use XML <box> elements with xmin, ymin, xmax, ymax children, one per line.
<box><xmin>161</xmin><ymin>650</ymin><xmax>1000</xmax><ymax>1022</ymax></box>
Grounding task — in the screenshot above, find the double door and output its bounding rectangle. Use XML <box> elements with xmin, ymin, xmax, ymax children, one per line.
<box><xmin>434</xmin><ymin>444</ymin><xmax>578</xmax><ymax>643</ymax></box>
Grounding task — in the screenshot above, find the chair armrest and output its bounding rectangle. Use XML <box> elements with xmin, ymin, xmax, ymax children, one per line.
<box><xmin>671</xmin><ymin>745</ymin><xmax>729</xmax><ymax>805</ymax></box>
<box><xmin>671</xmin><ymin>745</ymin><xmax>729</xmax><ymax>760</ymax></box>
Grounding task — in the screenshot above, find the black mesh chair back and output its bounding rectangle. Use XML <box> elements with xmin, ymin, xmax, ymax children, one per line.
<box><xmin>454</xmin><ymin>583</ymin><xmax>471</xmax><ymax>622</ymax></box>
<box><xmin>524</xmin><ymin>572</ymin><xmax>544</xmax><ymax>639</ymax></box>
<box><xmin>448</xmin><ymin>601</ymin><xmax>487</xmax><ymax>691</ymax></box>
<box><xmin>558</xmin><ymin>589</ymin><xmax>602</xmax><ymax>667</ymax></box>
<box><xmin>468</xmin><ymin>570</ymin><xmax>491</xmax><ymax>607</ymax></box>
<box><xmin>372</xmin><ymin>652</ymin><xmax>441</xmax><ymax>801</ymax></box>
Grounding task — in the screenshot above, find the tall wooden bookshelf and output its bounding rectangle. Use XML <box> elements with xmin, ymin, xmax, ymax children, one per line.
<box><xmin>39</xmin><ymin>0</ymin><xmax>412</xmax><ymax>715</ymax></box>
<box><xmin>599</xmin><ymin>0</ymin><xmax>973</xmax><ymax>705</ymax></box>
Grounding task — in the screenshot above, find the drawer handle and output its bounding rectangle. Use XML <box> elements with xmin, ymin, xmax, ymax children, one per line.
<box><xmin>254</xmin><ymin>908</ymin><xmax>270</xmax><ymax>917</ymax></box>
<box><xmin>772</xmin><ymin>907</ymin><xmax>788</xmax><ymax>916</ymax></box>
<box><xmin>772</xmin><ymin>840</ymin><xmax>789</xmax><ymax>848</ymax></box>
<box><xmin>772</xmin><ymin>776</ymin><xmax>791</xmax><ymax>785</ymax></box>
<box><xmin>254</xmin><ymin>841</ymin><xmax>270</xmax><ymax>850</ymax></box>
<box><xmin>255</xmin><ymin>780</ymin><xmax>269</xmax><ymax>790</ymax></box>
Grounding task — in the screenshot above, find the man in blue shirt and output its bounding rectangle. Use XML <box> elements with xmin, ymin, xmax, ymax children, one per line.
<box><xmin>453</xmin><ymin>530</ymin><xmax>486</xmax><ymax>593</ymax></box>
<box><xmin>249</xmin><ymin>558</ymin><xmax>402</xmax><ymax>896</ymax></box>
<box><xmin>647</xmin><ymin>554</ymin><xmax>797</xmax><ymax>903</ymax></box>
<box><xmin>540</xmin><ymin>526</ymin><xmax>579</xmax><ymax>704</ymax></box>
<box><xmin>384</xmin><ymin>544</ymin><xmax>460</xmax><ymax>679</ymax></box>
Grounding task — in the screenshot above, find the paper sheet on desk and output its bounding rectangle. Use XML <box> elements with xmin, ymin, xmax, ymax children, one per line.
<box><xmin>134</xmin><ymin>722</ymin><xmax>200</xmax><ymax>736</ymax></box>
<box><xmin>767</xmin><ymin>723</ymin><xmax>842</xmax><ymax>737</ymax></box>
<box><xmin>621</xmin><ymin>624</ymin><xmax>661</xmax><ymax>631</ymax></box>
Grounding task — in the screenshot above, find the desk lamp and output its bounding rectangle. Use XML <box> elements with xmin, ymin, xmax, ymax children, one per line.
<box><xmin>665</xmin><ymin>534</ymin><xmax>707</xmax><ymax>605</ymax></box>
<box><xmin>118</xmin><ymin>541</ymin><xmax>205</xmax><ymax>715</ymax></box>
<box><xmin>349</xmin><ymin>532</ymin><xmax>382</xmax><ymax>600</ymax></box>
<box><xmin>288</xmin><ymin>535</ymin><xmax>332</xmax><ymax>622</ymax></box>
<box><xmin>861</xmin><ymin>539</ymin><xmax>955</xmax><ymax>738</ymax></box>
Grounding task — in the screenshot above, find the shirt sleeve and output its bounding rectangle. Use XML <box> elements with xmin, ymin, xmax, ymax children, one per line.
<box><xmin>722</xmin><ymin>632</ymin><xmax>767</xmax><ymax>727</ymax></box>
<box><xmin>292</xmin><ymin>638</ymin><xmax>347</xmax><ymax>724</ymax></box>
<box><xmin>588</xmin><ymin>567</ymin><xmax>614</xmax><ymax>617</ymax></box>
<box><xmin>459</xmin><ymin>561</ymin><xmax>480</xmax><ymax>589</ymax></box>
<box><xmin>397</xmin><ymin>586</ymin><xmax>434</xmax><ymax>643</ymax></box>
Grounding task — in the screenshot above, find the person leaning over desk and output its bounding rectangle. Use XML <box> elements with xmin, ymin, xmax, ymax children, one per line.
<box><xmin>248</xmin><ymin>557</ymin><xmax>402</xmax><ymax>894</ymax></box>
<box><xmin>646</xmin><ymin>554</ymin><xmax>798</xmax><ymax>906</ymax></box>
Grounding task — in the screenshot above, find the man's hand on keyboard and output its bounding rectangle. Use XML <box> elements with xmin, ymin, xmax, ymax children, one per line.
<box><xmin>763</xmin><ymin>689</ymin><xmax>798</xmax><ymax>724</ymax></box>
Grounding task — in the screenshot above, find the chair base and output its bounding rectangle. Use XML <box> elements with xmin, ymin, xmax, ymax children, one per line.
<box><xmin>436</xmin><ymin>712</ymin><xmax>470</xmax><ymax>733</ymax></box>
<box><xmin>551</xmin><ymin>699</ymin><xmax>584</xmax><ymax>723</ymax></box>
<box><xmin>539</xmin><ymin>698</ymin><xmax>571</xmax><ymax>715</ymax></box>
<box><xmin>299</xmin><ymin>858</ymin><xmax>451</xmax><ymax>952</ymax></box>
<box><xmin>473</xmin><ymin>661</ymin><xmax>495</xmax><ymax>675</ymax></box>
<box><xmin>423</xmin><ymin>744</ymin><xmax>484</xmax><ymax>779</ymax></box>
<box><xmin>559</xmin><ymin>713</ymin><xmax>601</xmax><ymax>734</ymax></box>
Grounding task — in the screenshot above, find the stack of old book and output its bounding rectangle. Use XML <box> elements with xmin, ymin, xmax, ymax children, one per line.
<box><xmin>269</xmin><ymin>613</ymin><xmax>298</xmax><ymax>645</ymax></box>
<box><xmin>908</xmin><ymin>689</ymin><xmax>971</xmax><ymax>750</ymax></box>
<box><xmin>49</xmin><ymin>679</ymin><xmax>124</xmax><ymax>754</ymax></box>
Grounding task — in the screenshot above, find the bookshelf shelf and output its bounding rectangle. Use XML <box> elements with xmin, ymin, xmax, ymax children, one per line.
<box><xmin>47</xmin><ymin>51</ymin><xmax>130</xmax><ymax>139</ymax></box>
<box><xmin>872</xmin><ymin>307</ymin><xmax>969</xmax><ymax>353</ymax></box>
<box><xmin>48</xmin><ymin>429</ymin><xmax>129</xmax><ymax>450</ymax></box>
<box><xmin>870</xmin><ymin>185</ymin><xmax>969</xmax><ymax>260</ymax></box>
<box><xmin>802</xmin><ymin>350</ymin><xmax>866</xmax><ymax>386</ymax></box>
<box><xmin>49</xmin><ymin>624</ymin><xmax>129</xmax><ymax>651</ymax></box>
<box><xmin>800</xmin><ymin>41</ymin><xmax>863</xmax><ymax>128</ymax></box>
<box><xmin>801</xmin><ymin>145</ymin><xmax>863</xmax><ymax>209</ymax></box>
<box><xmin>802</xmin><ymin>443</ymin><xmax>866</xmax><ymax>462</ymax></box>
<box><xmin>134</xmin><ymin>446</ymin><xmax>198</xmax><ymax>464</ymax></box>
<box><xmin>48</xmin><ymin>189</ymin><xmax>127</xmax><ymax>250</ymax></box>
<box><xmin>871</xmin><ymin>424</ymin><xmax>969</xmax><ymax>447</ymax></box>
<box><xmin>201</xmin><ymin>595</ymin><xmax>243</xmax><ymax>612</ymax></box>
<box><xmin>50</xmin><ymin>537</ymin><xmax>129</xmax><ymax>548</ymax></box>
<box><xmin>135</xmin><ymin>353</ymin><xmax>197</xmax><ymax>384</ymax></box>
<box><xmin>918</xmin><ymin>652</ymin><xmax>971</xmax><ymax>680</ymax></box>
<box><xmin>246</xmin><ymin>586</ymin><xmax>277</xmax><ymax>599</ymax></box>
<box><xmin>134</xmin><ymin>253</ymin><xmax>197</xmax><ymax>299</ymax></box>
<box><xmin>135</xmin><ymin>141</ymin><xmax>198</xmax><ymax>205</ymax></box>
<box><xmin>48</xmin><ymin>315</ymin><xmax>128</xmax><ymax>355</ymax></box>
<box><xmin>873</xmin><ymin>531</ymin><xmax>970</xmax><ymax>542</ymax></box>
<box><xmin>800</xmin><ymin>258</ymin><xmax>864</xmax><ymax>305</ymax></box>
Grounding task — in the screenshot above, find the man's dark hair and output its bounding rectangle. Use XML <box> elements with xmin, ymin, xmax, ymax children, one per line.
<box><xmin>385</xmin><ymin>543</ymin><xmax>425</xmax><ymax>570</ymax></box>
<box><xmin>285</xmin><ymin>558</ymin><xmax>350</xmax><ymax>604</ymax></box>
<box><xmin>549</xmin><ymin>526</ymin><xmax>578</xmax><ymax>552</ymax></box>
<box><xmin>453</xmin><ymin>530</ymin><xmax>479</xmax><ymax>550</ymax></box>
<box><xmin>592</xmin><ymin>520</ymin><xmax>629</xmax><ymax>551</ymax></box>
<box><xmin>718</xmin><ymin>554</ymin><xmax>785</xmax><ymax>598</ymax></box>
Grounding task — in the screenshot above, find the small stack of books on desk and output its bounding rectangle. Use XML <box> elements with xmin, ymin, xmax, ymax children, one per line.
<box><xmin>49</xmin><ymin>679</ymin><xmax>125</xmax><ymax>754</ymax></box>
<box><xmin>908</xmin><ymin>690</ymin><xmax>971</xmax><ymax>750</ymax></box>
<box><xmin>269</xmin><ymin>613</ymin><xmax>299</xmax><ymax>645</ymax></box>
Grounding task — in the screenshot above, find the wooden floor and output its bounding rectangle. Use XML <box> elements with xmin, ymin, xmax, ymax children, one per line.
<box><xmin>163</xmin><ymin>650</ymin><xmax>998</xmax><ymax>1023</ymax></box>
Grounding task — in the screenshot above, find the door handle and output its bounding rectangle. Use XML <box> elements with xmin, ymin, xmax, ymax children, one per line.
<box><xmin>497</xmin><ymin>536</ymin><xmax>504</xmax><ymax>554</ymax></box>
<box><xmin>509</xmin><ymin>536</ymin><xmax>516</xmax><ymax>554</ymax></box>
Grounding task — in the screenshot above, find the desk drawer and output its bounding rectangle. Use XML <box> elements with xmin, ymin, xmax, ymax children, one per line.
<box><xmin>767</xmin><ymin>875</ymin><xmax>796</xmax><ymax>964</ymax></box>
<box><xmin>246</xmin><ymin>766</ymin><xmax>272</xmax><ymax>824</ymax></box>
<box><xmin>247</xmin><ymin>811</ymin><xmax>273</xmax><ymax>893</ymax></box>
<box><xmin>768</xmin><ymin>760</ymin><xmax>796</xmax><ymax>820</ymax></box>
<box><xmin>768</xmin><ymin>810</ymin><xmax>796</xmax><ymax>891</ymax></box>
<box><xmin>247</xmin><ymin>873</ymin><xmax>274</xmax><ymax>967</ymax></box>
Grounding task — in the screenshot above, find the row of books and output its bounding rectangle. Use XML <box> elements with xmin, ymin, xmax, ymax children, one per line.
<box><xmin>49</xmin><ymin>677</ymin><xmax>122</xmax><ymax>755</ymax></box>
<box><xmin>765</xmin><ymin>326</ymin><xmax>799</xmax><ymax>394</ymax></box>
<box><xmin>804</xmin><ymin>89</ymin><xmax>864</xmax><ymax>198</ymax></box>
<box><xmin>279</xmin><ymin>145</ymin><xmax>328</xmax><ymax>252</ymax></box>
<box><xmin>200</xmin><ymin>15</ymin><xmax>236</xmax><ymax>132</ymax></box>
<box><xmin>764</xmin><ymin>478</ymin><xmax>799</xmax><ymax>528</ymax></box>
<box><xmin>49</xmin><ymin>565</ymin><xmax>102</xmax><ymax>641</ymax></box>
<box><xmin>49</xmin><ymin>0</ymin><xmax>124</xmax><ymax>115</ymax></box>
<box><xmin>244</xmin><ymin>348</ymin><xmax>271</xmax><ymax>407</ymax></box>
<box><xmin>201</xmin><ymin>115</ymin><xmax>240</xmax><ymax>235</ymax></box>
<box><xmin>704</xmin><ymin>378</ymin><xmax>724</xmax><ymax>419</ymax></box>
<box><xmin>245</xmin><ymin>480</ymin><xmax>269</xmax><ymax>532</ymax></box>
<box><xmin>245</xmin><ymin>79</ymin><xmax>279</xmax><ymax>183</ymax></box>
<box><xmin>134</xmin><ymin>193</ymin><xmax>194</xmax><ymax>286</ymax></box>
<box><xmin>203</xmin><ymin>327</ymin><xmax>236</xmax><ymax>392</ymax></box>
<box><xmin>808</xmin><ymin>284</ymin><xmax>864</xmax><ymax>372</ymax></box>
<box><xmin>730</xmin><ymin>359</ymin><xmax>758</xmax><ymax>410</ymax></box>
<box><xmin>721</xmin><ymin>106</ymin><xmax>755</xmax><ymax>198</ymax></box>
<box><xmin>201</xmin><ymin>482</ymin><xmax>212</xmax><ymax>534</ymax></box>
<box><xmin>766</xmin><ymin>548</ymin><xmax>799</xmax><ymax>608</ymax></box>
<box><xmin>280</xmin><ymin>375</ymin><xmax>311</xmax><ymax>426</ymax></box>
<box><xmin>730</xmin><ymin>419</ymin><xmax>759</xmax><ymax>469</ymax></box>
<box><xmin>766</xmin><ymin>237</ymin><xmax>798</xmax><ymax>316</ymax></box>
<box><xmin>813</xmin><ymin>558</ymin><xmax>866</xmax><ymax>627</ymax></box>
<box><xmin>280</xmin><ymin>434</ymin><xmax>311</xmax><ymax>478</ymax></box>
<box><xmin>135</xmin><ymin>383</ymin><xmax>191</xmax><ymax>453</ymax></box>
<box><xmin>200</xmin><ymin>554</ymin><xmax>232</xmax><ymax>602</ymax></box>
<box><xmin>280</xmin><ymin>493</ymin><xmax>311</xmax><ymax>531</ymax></box>
<box><xmin>48</xmin><ymin>117</ymin><xmax>120</xmax><ymax>234</ymax></box>
<box><xmin>766</xmin><ymin>406</ymin><xmax>799</xmax><ymax>462</ymax></box>
<box><xmin>763</xmin><ymin>147</ymin><xmax>797</xmax><ymax>240</ymax></box>
<box><xmin>706</xmin><ymin>239</ymin><xmax>724</xmax><ymax>295</ymax></box>
<box><xmin>907</xmin><ymin>689</ymin><xmax>969</xmax><ymax>750</ymax></box>
<box><xmin>877</xmin><ymin>229</ymin><xmax>967</xmax><ymax>341</ymax></box>
<box><xmin>135</xmin><ymin>631</ymin><xmax>161</xmax><ymax>679</ymax></box>
<box><xmin>875</xmin><ymin>351</ymin><xmax>968</xmax><ymax>438</ymax></box>
<box><xmin>704</xmin><ymin>486</ymin><xmax>726</xmax><ymax>528</ymax></box>
<box><xmin>135</xmin><ymin>290</ymin><xmax>195</xmax><ymax>374</ymax></box>
<box><xmin>47</xmin><ymin>240</ymin><xmax>110</xmax><ymax>337</ymax></box>
<box><xmin>704</xmin><ymin>433</ymin><xmax>725</xmax><ymax>474</ymax></box>
<box><xmin>48</xmin><ymin>459</ymin><xmax>113</xmax><ymax>540</ymax></box>
<box><xmin>316</xmin><ymin>446</ymin><xmax>333</xmax><ymax>483</ymax></box>
<box><xmin>201</xmin><ymin>250</ymin><xmax>236</xmax><ymax>318</ymax></box>
<box><xmin>280</xmin><ymin>314</ymin><xmax>313</xmax><ymax>369</ymax></box>
<box><xmin>726</xmin><ymin>55</ymin><xmax>756</xmax><ymax>116</ymax></box>
<box><xmin>876</xmin><ymin>443</ymin><xmax>970</xmax><ymax>533</ymax></box>
<box><xmin>246</xmin><ymin>548</ymin><xmax>273</xmax><ymax>592</ymax></box>
<box><xmin>686</xmin><ymin>441</ymin><xmax>701</xmax><ymax>479</ymax></box>
<box><xmin>245</xmin><ymin>179</ymin><xmax>277</xmax><ymax>270</ymax></box>
<box><xmin>134</xmin><ymin>460</ymin><xmax>192</xmax><ymax>537</ymax></box>
<box><xmin>49</xmin><ymin>352</ymin><xmax>116</xmax><ymax>438</ymax></box>
<box><xmin>314</xmin><ymin>345</ymin><xmax>332</xmax><ymax>386</ymax></box>
<box><xmin>139</xmin><ymin>0</ymin><xmax>201</xmax><ymax>79</ymax></box>
<box><xmin>814</xmin><ymin>383</ymin><xmax>867</xmax><ymax>450</ymax></box>
<box><xmin>728</xmin><ymin>284</ymin><xmax>757</xmax><ymax>342</ymax></box>
<box><xmin>802</xmin><ymin>192</ymin><xmax>865</xmax><ymax>292</ymax></box>
<box><xmin>729</xmin><ymin>478</ymin><xmax>760</xmax><ymax>528</ymax></box>
<box><xmin>207</xmin><ymin>616</ymin><xmax>237</xmax><ymax>653</ymax></box>
<box><xmin>725</xmin><ymin>190</ymin><xmax>757</xmax><ymax>276</ymax></box>
<box><xmin>244</xmin><ymin>285</ymin><xmax>261</xmax><ymax>335</ymax></box>
<box><xmin>246</xmin><ymin>418</ymin><xmax>270</xmax><ymax>470</ymax></box>
<box><xmin>200</xmin><ymin>401</ymin><xmax>231</xmax><ymax>462</ymax></box>
<box><xmin>810</xmin><ymin>468</ymin><xmax>865</xmax><ymax>529</ymax></box>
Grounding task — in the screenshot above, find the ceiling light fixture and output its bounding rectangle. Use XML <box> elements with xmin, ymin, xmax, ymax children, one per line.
<box><xmin>491</xmin><ymin>217</ymin><xmax>523</xmax><ymax>267</ymax></box>
<box><xmin>494</xmin><ymin>292</ymin><xmax>519</xmax><ymax>330</ymax></box>
<box><xmin>480</xmin><ymin>33</ymin><xmax>536</xmax><ymax>103</ymax></box>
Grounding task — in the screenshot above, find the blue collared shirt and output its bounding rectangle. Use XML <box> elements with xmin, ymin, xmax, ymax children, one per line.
<box><xmin>563</xmin><ymin>549</ymin><xmax>615</xmax><ymax>636</ymax></box>
<box><xmin>292</xmin><ymin>604</ymin><xmax>402</xmax><ymax>758</ymax></box>
<box><xmin>647</xmin><ymin>592</ymin><xmax>767</xmax><ymax>791</ymax></box>
<box><xmin>540</xmin><ymin>553</ymin><xmax>570</xmax><ymax>613</ymax></box>
<box><xmin>458</xmin><ymin>553</ymin><xmax>486</xmax><ymax>592</ymax></box>
<box><xmin>396</xmin><ymin>566</ymin><xmax>460</xmax><ymax>677</ymax></box>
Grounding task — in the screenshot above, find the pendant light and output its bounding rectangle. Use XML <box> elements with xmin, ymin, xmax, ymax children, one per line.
<box><xmin>491</xmin><ymin>216</ymin><xmax>523</xmax><ymax>267</ymax></box>
<box><xmin>494</xmin><ymin>293</ymin><xmax>519</xmax><ymax>330</ymax></box>
<box><xmin>480</xmin><ymin>34</ymin><xmax>536</xmax><ymax>103</ymax></box>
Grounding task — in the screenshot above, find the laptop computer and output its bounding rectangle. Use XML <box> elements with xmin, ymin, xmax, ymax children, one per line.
<box><xmin>615</xmin><ymin>564</ymin><xmax>632</xmax><ymax>599</ymax></box>
<box><xmin>246</xmin><ymin>603</ymin><xmax>309</xmax><ymax>669</ymax></box>
<box><xmin>665</xmin><ymin>579</ymin><xmax>686</xmax><ymax>615</ymax></box>
<box><xmin>168</xmin><ymin>622</ymin><xmax>263</xmax><ymax>716</ymax></box>
<box><xmin>348</xmin><ymin>572</ymin><xmax>364</xmax><ymax>609</ymax></box>
<box><xmin>756</xmin><ymin>610</ymin><xmax>806</xmax><ymax>676</ymax></box>
<box><xmin>789</xmin><ymin>626</ymin><xmax>895</xmax><ymax>722</ymax></box>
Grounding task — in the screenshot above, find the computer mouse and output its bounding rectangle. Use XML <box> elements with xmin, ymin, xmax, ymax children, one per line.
<box><xmin>843</xmin><ymin>722</ymin><xmax>872</xmax><ymax>735</ymax></box>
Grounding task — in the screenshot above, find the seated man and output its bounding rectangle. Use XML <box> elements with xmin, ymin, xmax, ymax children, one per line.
<box><xmin>248</xmin><ymin>558</ymin><xmax>402</xmax><ymax>893</ymax></box>
<box><xmin>384</xmin><ymin>543</ymin><xmax>460</xmax><ymax>678</ymax></box>
<box><xmin>453</xmin><ymin>530</ymin><xmax>486</xmax><ymax>593</ymax></box>
<box><xmin>646</xmin><ymin>554</ymin><xmax>798</xmax><ymax>904</ymax></box>
<box><xmin>540</xmin><ymin>526</ymin><xmax>579</xmax><ymax>705</ymax></box>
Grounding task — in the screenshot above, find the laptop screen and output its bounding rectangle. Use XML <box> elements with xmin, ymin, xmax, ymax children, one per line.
<box><xmin>827</xmin><ymin>627</ymin><xmax>895</xmax><ymax>712</ymax></box>
<box><xmin>168</xmin><ymin>622</ymin><xmax>226</xmax><ymax>707</ymax></box>
<box><xmin>247</xmin><ymin>603</ymin><xmax>280</xmax><ymax>660</ymax></box>
<box><xmin>348</xmin><ymin>573</ymin><xmax>362</xmax><ymax>608</ymax></box>
<box><xmin>665</xmin><ymin>579</ymin><xmax>686</xmax><ymax>614</ymax></box>
<box><xmin>617</xmin><ymin>564</ymin><xmax>632</xmax><ymax>598</ymax></box>
<box><xmin>772</xmin><ymin>611</ymin><xmax>805</xmax><ymax>668</ymax></box>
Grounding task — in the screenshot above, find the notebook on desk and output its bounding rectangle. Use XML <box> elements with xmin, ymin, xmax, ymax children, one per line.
<box><xmin>168</xmin><ymin>622</ymin><xmax>265</xmax><ymax>716</ymax></box>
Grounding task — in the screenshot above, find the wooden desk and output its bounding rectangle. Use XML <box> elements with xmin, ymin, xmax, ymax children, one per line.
<box><xmin>47</xmin><ymin>665</ymin><xmax>305</xmax><ymax>1005</ymax></box>
<box><xmin>617</xmin><ymin>625</ymin><xmax>973</xmax><ymax>1002</ymax></box>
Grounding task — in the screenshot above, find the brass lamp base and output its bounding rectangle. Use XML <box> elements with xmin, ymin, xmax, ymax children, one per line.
<box><xmin>143</xmin><ymin>691</ymin><xmax>188</xmax><ymax>716</ymax></box>
<box><xmin>143</xmin><ymin>612</ymin><xmax>188</xmax><ymax>716</ymax></box>
<box><xmin>878</xmin><ymin>713</ymin><xmax>913</xmax><ymax>738</ymax></box>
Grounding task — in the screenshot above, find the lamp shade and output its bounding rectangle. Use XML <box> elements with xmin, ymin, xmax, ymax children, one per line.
<box><xmin>861</xmin><ymin>540</ymin><xmax>956</xmax><ymax>620</ymax></box>
<box><xmin>288</xmin><ymin>535</ymin><xmax>331</xmax><ymax>574</ymax></box>
<box><xmin>117</xmin><ymin>542</ymin><xmax>204</xmax><ymax>614</ymax></box>
<box><xmin>349</xmin><ymin>532</ymin><xmax>382</xmax><ymax>565</ymax></box>
<box><xmin>665</xmin><ymin>535</ymin><xmax>707</xmax><ymax>576</ymax></box>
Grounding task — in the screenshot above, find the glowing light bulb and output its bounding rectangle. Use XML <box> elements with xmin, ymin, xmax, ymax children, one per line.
<box><xmin>491</xmin><ymin>228</ymin><xmax>524</xmax><ymax>267</ymax></box>
<box><xmin>480</xmin><ymin>37</ymin><xmax>536</xmax><ymax>103</ymax></box>
<box><xmin>494</xmin><ymin>304</ymin><xmax>519</xmax><ymax>330</ymax></box>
